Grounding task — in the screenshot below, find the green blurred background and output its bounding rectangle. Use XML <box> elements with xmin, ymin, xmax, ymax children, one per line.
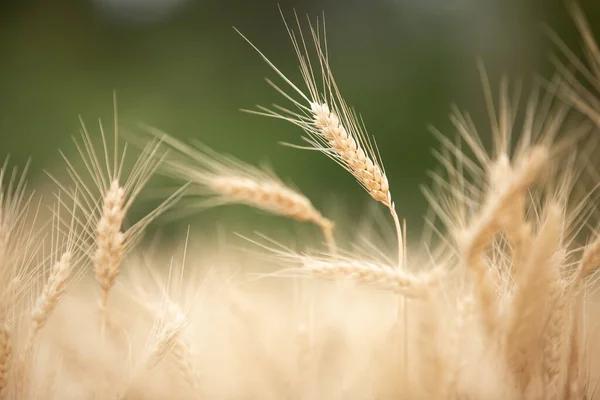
<box><xmin>1</xmin><ymin>0</ymin><xmax>599</xmax><ymax>247</ymax></box>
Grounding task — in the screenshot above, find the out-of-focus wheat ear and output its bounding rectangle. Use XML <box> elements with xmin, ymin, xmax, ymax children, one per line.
<box><xmin>119</xmin><ymin>300</ymin><xmax>188</xmax><ymax>400</ymax></box>
<box><xmin>565</xmin><ymin>291</ymin><xmax>585</xmax><ymax>400</ymax></box>
<box><xmin>0</xmin><ymin>324</ymin><xmax>10</xmax><ymax>399</ymax></box>
<box><xmin>49</xmin><ymin>104</ymin><xmax>186</xmax><ymax>314</ymax></box>
<box><xmin>0</xmin><ymin>159</ymin><xmax>43</xmax><ymax>311</ymax></box>
<box><xmin>297</xmin><ymin>255</ymin><xmax>442</xmax><ymax>298</ymax></box>
<box><xmin>504</xmin><ymin>204</ymin><xmax>563</xmax><ymax>391</ymax></box>
<box><xmin>236</xmin><ymin>13</ymin><xmax>403</xmax><ymax>266</ymax></box>
<box><xmin>141</xmin><ymin>127</ymin><xmax>336</xmax><ymax>254</ymax></box>
<box><xmin>461</xmin><ymin>145</ymin><xmax>548</xmax><ymax>338</ymax></box>
<box><xmin>444</xmin><ymin>295</ymin><xmax>474</xmax><ymax>398</ymax></box>
<box><xmin>23</xmin><ymin>191</ymin><xmax>88</xmax><ymax>358</ymax></box>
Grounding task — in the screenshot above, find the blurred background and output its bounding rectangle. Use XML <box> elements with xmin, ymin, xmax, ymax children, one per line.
<box><xmin>1</xmin><ymin>0</ymin><xmax>599</xmax><ymax>247</ymax></box>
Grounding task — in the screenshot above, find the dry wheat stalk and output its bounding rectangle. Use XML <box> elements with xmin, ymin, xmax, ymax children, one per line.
<box><xmin>237</xmin><ymin>14</ymin><xmax>404</xmax><ymax>267</ymax></box>
<box><xmin>142</xmin><ymin>127</ymin><xmax>336</xmax><ymax>253</ymax></box>
<box><xmin>171</xmin><ymin>338</ymin><xmax>199</xmax><ymax>393</ymax></box>
<box><xmin>0</xmin><ymin>324</ymin><xmax>10</xmax><ymax>398</ymax></box>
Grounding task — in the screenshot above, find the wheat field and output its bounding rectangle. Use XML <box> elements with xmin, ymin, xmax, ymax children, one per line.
<box><xmin>3</xmin><ymin>3</ymin><xmax>600</xmax><ymax>399</ymax></box>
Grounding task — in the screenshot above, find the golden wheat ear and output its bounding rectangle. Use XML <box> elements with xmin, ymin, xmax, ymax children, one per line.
<box><xmin>139</xmin><ymin>125</ymin><xmax>336</xmax><ymax>254</ymax></box>
<box><xmin>47</xmin><ymin>98</ymin><xmax>186</xmax><ymax>314</ymax></box>
<box><xmin>16</xmin><ymin>189</ymin><xmax>92</xmax><ymax>397</ymax></box>
<box><xmin>235</xmin><ymin>10</ymin><xmax>404</xmax><ymax>267</ymax></box>
<box><xmin>0</xmin><ymin>159</ymin><xmax>44</xmax><ymax>398</ymax></box>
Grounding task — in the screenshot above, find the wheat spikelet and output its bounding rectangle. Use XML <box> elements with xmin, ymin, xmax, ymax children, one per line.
<box><xmin>94</xmin><ymin>180</ymin><xmax>125</xmax><ymax>309</ymax></box>
<box><xmin>25</xmin><ymin>251</ymin><xmax>72</xmax><ymax>355</ymax></box>
<box><xmin>236</xmin><ymin>13</ymin><xmax>404</xmax><ymax>266</ymax></box>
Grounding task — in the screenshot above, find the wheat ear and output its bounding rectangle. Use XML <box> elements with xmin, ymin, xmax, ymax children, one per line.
<box><xmin>142</xmin><ymin>128</ymin><xmax>336</xmax><ymax>254</ymax></box>
<box><xmin>461</xmin><ymin>146</ymin><xmax>548</xmax><ymax>338</ymax></box>
<box><xmin>94</xmin><ymin>180</ymin><xmax>125</xmax><ymax>309</ymax></box>
<box><xmin>237</xmin><ymin>13</ymin><xmax>403</xmax><ymax>266</ymax></box>
<box><xmin>504</xmin><ymin>204</ymin><xmax>563</xmax><ymax>390</ymax></box>
<box><xmin>119</xmin><ymin>303</ymin><xmax>188</xmax><ymax>400</ymax></box>
<box><xmin>299</xmin><ymin>256</ymin><xmax>440</xmax><ymax>297</ymax></box>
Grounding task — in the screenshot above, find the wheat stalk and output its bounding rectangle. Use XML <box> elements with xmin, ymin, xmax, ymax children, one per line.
<box><xmin>298</xmin><ymin>256</ymin><xmax>440</xmax><ymax>297</ymax></box>
<box><xmin>0</xmin><ymin>324</ymin><xmax>10</xmax><ymax>399</ymax></box>
<box><xmin>236</xmin><ymin>13</ymin><xmax>404</xmax><ymax>267</ymax></box>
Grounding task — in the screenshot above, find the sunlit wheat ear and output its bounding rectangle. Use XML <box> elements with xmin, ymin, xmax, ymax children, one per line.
<box><xmin>142</xmin><ymin>126</ymin><xmax>336</xmax><ymax>253</ymax></box>
<box><xmin>17</xmin><ymin>190</ymin><xmax>90</xmax><ymax>397</ymax></box>
<box><xmin>48</xmin><ymin>100</ymin><xmax>186</xmax><ymax>313</ymax></box>
<box><xmin>236</xmin><ymin>12</ymin><xmax>403</xmax><ymax>267</ymax></box>
<box><xmin>119</xmin><ymin>300</ymin><xmax>188</xmax><ymax>399</ymax></box>
<box><xmin>288</xmin><ymin>254</ymin><xmax>442</xmax><ymax>298</ymax></box>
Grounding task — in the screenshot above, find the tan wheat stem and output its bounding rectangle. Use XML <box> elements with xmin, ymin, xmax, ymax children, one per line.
<box><xmin>0</xmin><ymin>324</ymin><xmax>10</xmax><ymax>398</ymax></box>
<box><xmin>171</xmin><ymin>338</ymin><xmax>199</xmax><ymax>393</ymax></box>
<box><xmin>565</xmin><ymin>293</ymin><xmax>584</xmax><ymax>400</ymax></box>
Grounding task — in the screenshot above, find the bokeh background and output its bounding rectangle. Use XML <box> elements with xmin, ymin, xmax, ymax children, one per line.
<box><xmin>1</xmin><ymin>0</ymin><xmax>600</xmax><ymax>246</ymax></box>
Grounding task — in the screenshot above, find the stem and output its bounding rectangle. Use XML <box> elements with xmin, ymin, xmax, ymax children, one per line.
<box><xmin>390</xmin><ymin>206</ymin><xmax>404</xmax><ymax>268</ymax></box>
<box><xmin>320</xmin><ymin>222</ymin><xmax>337</xmax><ymax>257</ymax></box>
